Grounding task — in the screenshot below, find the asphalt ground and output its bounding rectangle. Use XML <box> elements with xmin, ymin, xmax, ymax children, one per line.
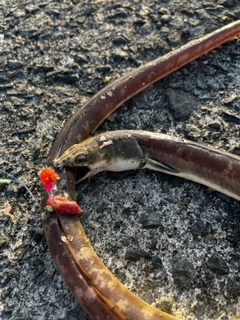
<box><xmin>0</xmin><ymin>1</ymin><xmax>240</xmax><ymax>319</ymax></box>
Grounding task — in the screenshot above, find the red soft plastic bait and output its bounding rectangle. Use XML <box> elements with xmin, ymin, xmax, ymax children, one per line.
<box><xmin>46</xmin><ymin>195</ymin><xmax>82</xmax><ymax>215</ymax></box>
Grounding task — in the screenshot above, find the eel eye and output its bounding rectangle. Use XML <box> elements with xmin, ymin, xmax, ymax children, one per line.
<box><xmin>77</xmin><ymin>155</ymin><xmax>87</xmax><ymax>164</ymax></box>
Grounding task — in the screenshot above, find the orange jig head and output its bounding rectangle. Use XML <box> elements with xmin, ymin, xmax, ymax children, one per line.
<box><xmin>39</xmin><ymin>167</ymin><xmax>58</xmax><ymax>191</ymax></box>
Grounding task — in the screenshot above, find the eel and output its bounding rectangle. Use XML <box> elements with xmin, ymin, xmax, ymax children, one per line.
<box><xmin>41</xmin><ymin>21</ymin><xmax>240</xmax><ymax>320</ymax></box>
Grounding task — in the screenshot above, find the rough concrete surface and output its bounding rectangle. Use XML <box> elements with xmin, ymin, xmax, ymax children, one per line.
<box><xmin>0</xmin><ymin>0</ymin><xmax>240</xmax><ymax>319</ymax></box>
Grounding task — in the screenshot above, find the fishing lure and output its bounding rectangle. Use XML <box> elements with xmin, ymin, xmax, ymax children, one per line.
<box><xmin>39</xmin><ymin>168</ymin><xmax>82</xmax><ymax>215</ymax></box>
<box><xmin>39</xmin><ymin>167</ymin><xmax>58</xmax><ymax>191</ymax></box>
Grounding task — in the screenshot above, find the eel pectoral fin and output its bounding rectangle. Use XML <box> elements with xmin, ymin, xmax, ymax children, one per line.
<box><xmin>145</xmin><ymin>158</ymin><xmax>179</xmax><ymax>174</ymax></box>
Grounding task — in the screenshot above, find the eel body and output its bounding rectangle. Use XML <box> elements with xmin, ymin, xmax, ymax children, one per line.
<box><xmin>41</xmin><ymin>21</ymin><xmax>240</xmax><ymax>320</ymax></box>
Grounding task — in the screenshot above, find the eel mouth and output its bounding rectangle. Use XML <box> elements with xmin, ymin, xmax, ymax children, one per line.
<box><xmin>76</xmin><ymin>166</ymin><xmax>92</xmax><ymax>183</ymax></box>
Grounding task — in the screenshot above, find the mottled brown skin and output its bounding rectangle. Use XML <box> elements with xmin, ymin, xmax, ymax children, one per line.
<box><xmin>41</xmin><ymin>21</ymin><xmax>240</xmax><ymax>320</ymax></box>
<box><xmin>54</xmin><ymin>133</ymin><xmax>145</xmax><ymax>169</ymax></box>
